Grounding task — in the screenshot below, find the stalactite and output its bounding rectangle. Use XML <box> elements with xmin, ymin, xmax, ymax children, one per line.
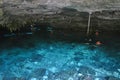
<box><xmin>87</xmin><ymin>11</ymin><xmax>92</xmax><ymax>35</ymax></box>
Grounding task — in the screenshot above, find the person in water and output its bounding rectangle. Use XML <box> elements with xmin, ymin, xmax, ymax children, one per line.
<box><xmin>85</xmin><ymin>30</ymin><xmax>102</xmax><ymax>45</ymax></box>
<box><xmin>95</xmin><ymin>30</ymin><xmax>102</xmax><ymax>45</ymax></box>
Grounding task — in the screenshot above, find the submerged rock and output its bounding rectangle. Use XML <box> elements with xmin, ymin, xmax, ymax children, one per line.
<box><xmin>3</xmin><ymin>77</ymin><xmax>26</xmax><ymax>80</ymax></box>
<box><xmin>30</xmin><ymin>54</ymin><xmax>43</xmax><ymax>62</ymax></box>
<box><xmin>104</xmin><ymin>76</ymin><xmax>120</xmax><ymax>80</ymax></box>
<box><xmin>30</xmin><ymin>78</ymin><xmax>37</xmax><ymax>80</ymax></box>
<box><xmin>78</xmin><ymin>66</ymin><xmax>95</xmax><ymax>75</ymax></box>
<box><xmin>28</xmin><ymin>68</ymin><xmax>47</xmax><ymax>80</ymax></box>
<box><xmin>49</xmin><ymin>67</ymin><xmax>58</xmax><ymax>73</ymax></box>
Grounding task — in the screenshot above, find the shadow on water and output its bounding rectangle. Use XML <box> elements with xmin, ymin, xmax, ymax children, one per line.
<box><xmin>0</xmin><ymin>28</ymin><xmax>120</xmax><ymax>53</ymax></box>
<box><xmin>0</xmin><ymin>24</ymin><xmax>120</xmax><ymax>59</ymax></box>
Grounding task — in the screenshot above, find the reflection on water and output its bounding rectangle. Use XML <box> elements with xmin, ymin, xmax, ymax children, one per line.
<box><xmin>0</xmin><ymin>30</ymin><xmax>120</xmax><ymax>80</ymax></box>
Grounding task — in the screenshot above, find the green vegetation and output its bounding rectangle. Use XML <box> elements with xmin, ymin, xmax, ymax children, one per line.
<box><xmin>0</xmin><ymin>15</ymin><xmax>26</xmax><ymax>32</ymax></box>
<box><xmin>0</xmin><ymin>14</ymin><xmax>40</xmax><ymax>32</ymax></box>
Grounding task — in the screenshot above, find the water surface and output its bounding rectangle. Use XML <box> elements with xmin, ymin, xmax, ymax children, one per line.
<box><xmin>0</xmin><ymin>30</ymin><xmax>120</xmax><ymax>80</ymax></box>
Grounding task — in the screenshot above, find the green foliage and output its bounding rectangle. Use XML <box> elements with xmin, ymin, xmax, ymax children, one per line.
<box><xmin>0</xmin><ymin>13</ymin><xmax>47</xmax><ymax>32</ymax></box>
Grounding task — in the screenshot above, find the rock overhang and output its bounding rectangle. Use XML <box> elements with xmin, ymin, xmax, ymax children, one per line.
<box><xmin>2</xmin><ymin>0</ymin><xmax>120</xmax><ymax>15</ymax></box>
<box><xmin>0</xmin><ymin>0</ymin><xmax>120</xmax><ymax>31</ymax></box>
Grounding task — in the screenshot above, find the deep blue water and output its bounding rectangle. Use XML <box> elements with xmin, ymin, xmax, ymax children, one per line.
<box><xmin>0</xmin><ymin>31</ymin><xmax>120</xmax><ymax>80</ymax></box>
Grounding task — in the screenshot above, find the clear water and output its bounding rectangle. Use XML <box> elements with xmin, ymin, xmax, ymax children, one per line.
<box><xmin>0</xmin><ymin>31</ymin><xmax>120</xmax><ymax>80</ymax></box>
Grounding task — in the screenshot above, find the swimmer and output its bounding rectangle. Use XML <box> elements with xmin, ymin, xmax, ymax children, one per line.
<box><xmin>95</xmin><ymin>30</ymin><xmax>99</xmax><ymax>36</ymax></box>
<box><xmin>96</xmin><ymin>41</ymin><xmax>102</xmax><ymax>45</ymax></box>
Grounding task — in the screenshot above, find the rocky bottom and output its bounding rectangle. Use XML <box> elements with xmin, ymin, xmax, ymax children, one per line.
<box><xmin>0</xmin><ymin>36</ymin><xmax>120</xmax><ymax>80</ymax></box>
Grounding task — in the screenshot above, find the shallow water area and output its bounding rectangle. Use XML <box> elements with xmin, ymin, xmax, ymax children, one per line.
<box><xmin>0</xmin><ymin>31</ymin><xmax>120</xmax><ymax>80</ymax></box>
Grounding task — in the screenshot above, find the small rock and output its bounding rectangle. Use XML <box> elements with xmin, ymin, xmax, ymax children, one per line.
<box><xmin>70</xmin><ymin>61</ymin><xmax>74</xmax><ymax>65</ymax></box>
<box><xmin>83</xmin><ymin>75</ymin><xmax>94</xmax><ymax>80</ymax></box>
<box><xmin>106</xmin><ymin>76</ymin><xmax>120</xmax><ymax>80</ymax></box>
<box><xmin>78</xmin><ymin>73</ymin><xmax>83</xmax><ymax>77</ymax></box>
<box><xmin>78</xmin><ymin>63</ymin><xmax>82</xmax><ymax>66</ymax></box>
<box><xmin>33</xmin><ymin>68</ymin><xmax>46</xmax><ymax>77</ymax></box>
<box><xmin>31</xmin><ymin>54</ymin><xmax>43</xmax><ymax>62</ymax></box>
<box><xmin>49</xmin><ymin>67</ymin><xmax>58</xmax><ymax>73</ymax></box>
<box><xmin>43</xmin><ymin>76</ymin><xmax>48</xmax><ymax>79</ymax></box>
<box><xmin>0</xmin><ymin>75</ymin><xmax>3</xmax><ymax>80</ymax></box>
<box><xmin>76</xmin><ymin>67</ymin><xmax>79</xmax><ymax>71</ymax></box>
<box><xmin>117</xmin><ymin>69</ymin><xmax>120</xmax><ymax>72</ymax></box>
<box><xmin>55</xmin><ymin>79</ymin><xmax>60</xmax><ymax>80</ymax></box>
<box><xmin>95</xmin><ymin>78</ymin><xmax>100</xmax><ymax>80</ymax></box>
<box><xmin>30</xmin><ymin>77</ymin><xmax>37</xmax><ymax>80</ymax></box>
<box><xmin>68</xmin><ymin>77</ymin><xmax>73</xmax><ymax>80</ymax></box>
<box><xmin>74</xmin><ymin>57</ymin><xmax>81</xmax><ymax>61</ymax></box>
<box><xmin>34</xmin><ymin>61</ymin><xmax>38</xmax><ymax>64</ymax></box>
<box><xmin>78</xmin><ymin>66</ymin><xmax>95</xmax><ymax>75</ymax></box>
<box><xmin>113</xmin><ymin>72</ymin><xmax>119</xmax><ymax>78</ymax></box>
<box><xmin>50</xmin><ymin>46</ymin><xmax>53</xmax><ymax>50</ymax></box>
<box><xmin>95</xmin><ymin>77</ymin><xmax>107</xmax><ymax>80</ymax></box>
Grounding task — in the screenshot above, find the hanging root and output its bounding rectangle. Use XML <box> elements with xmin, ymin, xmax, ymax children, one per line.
<box><xmin>87</xmin><ymin>11</ymin><xmax>92</xmax><ymax>35</ymax></box>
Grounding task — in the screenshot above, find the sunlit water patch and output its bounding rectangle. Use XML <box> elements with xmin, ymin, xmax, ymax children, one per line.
<box><xmin>0</xmin><ymin>33</ymin><xmax>120</xmax><ymax>80</ymax></box>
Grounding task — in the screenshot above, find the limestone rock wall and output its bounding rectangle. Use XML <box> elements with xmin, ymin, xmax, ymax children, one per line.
<box><xmin>0</xmin><ymin>0</ymin><xmax>120</xmax><ymax>31</ymax></box>
<box><xmin>2</xmin><ymin>0</ymin><xmax>120</xmax><ymax>15</ymax></box>
<box><xmin>0</xmin><ymin>0</ymin><xmax>3</xmax><ymax>16</ymax></box>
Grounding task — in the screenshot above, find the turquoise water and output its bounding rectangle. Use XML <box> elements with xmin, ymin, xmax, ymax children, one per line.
<box><xmin>0</xmin><ymin>31</ymin><xmax>120</xmax><ymax>80</ymax></box>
